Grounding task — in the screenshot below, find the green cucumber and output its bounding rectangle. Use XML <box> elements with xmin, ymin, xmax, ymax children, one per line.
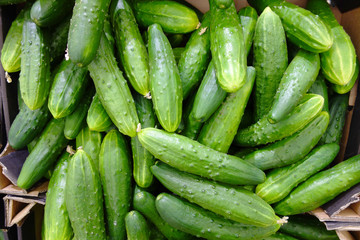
<box><xmin>138</xmin><ymin>127</ymin><xmax>265</xmax><ymax>185</ymax></box>
<box><xmin>235</xmin><ymin>94</ymin><xmax>324</xmax><ymax>147</ymax></box>
<box><xmin>244</xmin><ymin>111</ymin><xmax>329</xmax><ymax>170</ymax></box>
<box><xmin>88</xmin><ymin>34</ymin><xmax>139</xmax><ymax>137</ymax></box>
<box><xmin>210</xmin><ymin>0</ymin><xmax>246</xmax><ymax>92</ymax></box>
<box><xmin>99</xmin><ymin>129</ymin><xmax>132</xmax><ymax>240</ymax></box>
<box><xmin>30</xmin><ymin>0</ymin><xmax>74</xmax><ymax>27</ymax></box>
<box><xmin>156</xmin><ymin>193</ymin><xmax>280</xmax><ymax>240</ymax></box>
<box><xmin>308</xmin><ymin>74</ymin><xmax>329</xmax><ymax>112</ymax></box>
<box><xmin>151</xmin><ymin>162</ymin><xmax>279</xmax><ymax>227</ymax></box>
<box><xmin>181</xmin><ymin>113</ymin><xmax>202</xmax><ymax>140</ymax></box>
<box><xmin>172</xmin><ymin>47</ymin><xmax>185</xmax><ymax>64</ymax></box>
<box><xmin>262</xmin><ymin>233</ymin><xmax>298</xmax><ymax>240</ymax></box>
<box><xmin>68</xmin><ymin>0</ymin><xmax>111</xmax><ymax>66</ymax></box>
<box><xmin>134</xmin><ymin>0</ymin><xmax>199</xmax><ymax>34</ymax></box>
<box><xmin>86</xmin><ymin>94</ymin><xmax>113</xmax><ymax>132</ymax></box>
<box><xmin>17</xmin><ymin>118</ymin><xmax>68</xmax><ymax>189</ymax></box>
<box><xmin>256</xmin><ymin>143</ymin><xmax>339</xmax><ymax>204</ymax></box>
<box><xmin>111</xmin><ymin>0</ymin><xmax>150</xmax><ymax>96</ymax></box>
<box><xmin>65</xmin><ymin>149</ymin><xmax>106</xmax><ymax>240</ymax></box>
<box><xmin>332</xmin><ymin>59</ymin><xmax>359</xmax><ymax>94</ymax></box>
<box><xmin>253</xmin><ymin>7</ymin><xmax>288</xmax><ymax>120</ymax></box>
<box><xmin>268</xmin><ymin>49</ymin><xmax>320</xmax><ymax>123</ymax></box>
<box><xmin>178</xmin><ymin>12</ymin><xmax>211</xmax><ymax>99</ymax></box>
<box><xmin>238</xmin><ymin>6</ymin><xmax>258</xmax><ymax>56</ymax></box>
<box><xmin>49</xmin><ymin>16</ymin><xmax>71</xmax><ymax>63</ymax></box>
<box><xmin>214</xmin><ymin>0</ymin><xmax>232</xmax><ymax>9</ymax></box>
<box><xmin>0</xmin><ymin>0</ymin><xmax>25</xmax><ymax>5</ymax></box>
<box><xmin>125</xmin><ymin>211</ymin><xmax>151</xmax><ymax>240</ymax></box>
<box><xmin>274</xmin><ymin>153</ymin><xmax>360</xmax><ymax>215</ymax></box>
<box><xmin>148</xmin><ymin>23</ymin><xmax>182</xmax><ymax>132</ymax></box>
<box><xmin>197</xmin><ymin>66</ymin><xmax>255</xmax><ymax>153</ymax></box>
<box><xmin>104</xmin><ymin>16</ymin><xmax>115</xmax><ymax>49</ymax></box>
<box><xmin>27</xmin><ymin>136</ymin><xmax>39</xmax><ymax>153</ymax></box>
<box><xmin>76</xmin><ymin>126</ymin><xmax>102</xmax><ymax>167</ymax></box>
<box><xmin>19</xmin><ymin>10</ymin><xmax>51</xmax><ymax>110</ymax></box>
<box><xmin>42</xmin><ymin>152</ymin><xmax>73</xmax><ymax>240</ymax></box>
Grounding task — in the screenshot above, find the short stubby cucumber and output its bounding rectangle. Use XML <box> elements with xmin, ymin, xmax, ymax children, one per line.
<box><xmin>76</xmin><ymin>126</ymin><xmax>102</xmax><ymax>167</ymax></box>
<box><xmin>30</xmin><ymin>0</ymin><xmax>74</xmax><ymax>27</ymax></box>
<box><xmin>331</xmin><ymin>59</ymin><xmax>359</xmax><ymax>94</ymax></box>
<box><xmin>86</xmin><ymin>94</ymin><xmax>113</xmax><ymax>132</ymax></box>
<box><xmin>308</xmin><ymin>74</ymin><xmax>329</xmax><ymax>112</ymax></box>
<box><xmin>125</xmin><ymin>211</ymin><xmax>151</xmax><ymax>240</ymax></box>
<box><xmin>238</xmin><ymin>6</ymin><xmax>258</xmax><ymax>56</ymax></box>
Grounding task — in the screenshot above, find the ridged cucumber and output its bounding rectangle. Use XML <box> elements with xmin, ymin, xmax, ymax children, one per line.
<box><xmin>76</xmin><ymin>126</ymin><xmax>102</xmax><ymax>167</ymax></box>
<box><xmin>86</xmin><ymin>94</ymin><xmax>113</xmax><ymax>132</ymax></box>
<box><xmin>308</xmin><ymin>74</ymin><xmax>329</xmax><ymax>112</ymax></box>
<box><xmin>30</xmin><ymin>0</ymin><xmax>74</xmax><ymax>27</ymax></box>
<box><xmin>332</xmin><ymin>59</ymin><xmax>359</xmax><ymax>94</ymax></box>
<box><xmin>238</xmin><ymin>6</ymin><xmax>258</xmax><ymax>56</ymax></box>
<box><xmin>125</xmin><ymin>211</ymin><xmax>151</xmax><ymax>240</ymax></box>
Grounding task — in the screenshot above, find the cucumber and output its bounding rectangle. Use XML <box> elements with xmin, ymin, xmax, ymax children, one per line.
<box><xmin>19</xmin><ymin>10</ymin><xmax>51</xmax><ymax>110</ymax></box>
<box><xmin>151</xmin><ymin>162</ymin><xmax>279</xmax><ymax>227</ymax></box>
<box><xmin>133</xmin><ymin>0</ymin><xmax>199</xmax><ymax>34</ymax></box>
<box><xmin>88</xmin><ymin>34</ymin><xmax>139</xmax><ymax>137</ymax></box>
<box><xmin>0</xmin><ymin>0</ymin><xmax>25</xmax><ymax>4</ymax></box>
<box><xmin>17</xmin><ymin>118</ymin><xmax>68</xmax><ymax>189</ymax></box>
<box><xmin>178</xmin><ymin>12</ymin><xmax>211</xmax><ymax>99</ymax></box>
<box><xmin>214</xmin><ymin>0</ymin><xmax>232</xmax><ymax>9</ymax></box>
<box><xmin>235</xmin><ymin>94</ymin><xmax>324</xmax><ymax>147</ymax></box>
<box><xmin>27</xmin><ymin>136</ymin><xmax>39</xmax><ymax>153</ymax></box>
<box><xmin>268</xmin><ymin>49</ymin><xmax>320</xmax><ymax>123</ymax></box>
<box><xmin>111</xmin><ymin>0</ymin><xmax>150</xmax><ymax>96</ymax></box>
<box><xmin>244</xmin><ymin>111</ymin><xmax>329</xmax><ymax>170</ymax></box>
<box><xmin>308</xmin><ymin>74</ymin><xmax>329</xmax><ymax>112</ymax></box>
<box><xmin>42</xmin><ymin>152</ymin><xmax>73</xmax><ymax>240</ymax></box>
<box><xmin>86</xmin><ymin>94</ymin><xmax>113</xmax><ymax>132</ymax></box>
<box><xmin>253</xmin><ymin>7</ymin><xmax>288</xmax><ymax>120</ymax></box>
<box><xmin>210</xmin><ymin>0</ymin><xmax>246</xmax><ymax>92</ymax></box>
<box><xmin>68</xmin><ymin>0</ymin><xmax>111</xmax><ymax>66</ymax></box>
<box><xmin>274</xmin><ymin>153</ymin><xmax>360</xmax><ymax>215</ymax></box>
<box><xmin>248</xmin><ymin>0</ymin><xmax>333</xmax><ymax>53</ymax></box>
<box><xmin>104</xmin><ymin>16</ymin><xmax>115</xmax><ymax>49</ymax></box>
<box><xmin>262</xmin><ymin>233</ymin><xmax>298</xmax><ymax>240</ymax></box>
<box><xmin>65</xmin><ymin>149</ymin><xmax>106</xmax><ymax>240</ymax></box>
<box><xmin>76</xmin><ymin>126</ymin><xmax>102</xmax><ymax>167</ymax></box>
<box><xmin>156</xmin><ymin>193</ymin><xmax>280</xmax><ymax>240</ymax></box>
<box><xmin>332</xmin><ymin>59</ymin><xmax>359</xmax><ymax>94</ymax></box>
<box><xmin>30</xmin><ymin>0</ymin><xmax>74</xmax><ymax>27</ymax></box>
<box><xmin>181</xmin><ymin>113</ymin><xmax>202</xmax><ymax>140</ymax></box>
<box><xmin>99</xmin><ymin>129</ymin><xmax>132</xmax><ymax>240</ymax></box>
<box><xmin>238</xmin><ymin>6</ymin><xmax>258</xmax><ymax>56</ymax></box>
<box><xmin>256</xmin><ymin>143</ymin><xmax>339</xmax><ymax>204</ymax></box>
<box><xmin>138</xmin><ymin>127</ymin><xmax>265</xmax><ymax>185</ymax></box>
<box><xmin>49</xmin><ymin>16</ymin><xmax>70</xmax><ymax>63</ymax></box>
<box><xmin>148</xmin><ymin>23</ymin><xmax>182</xmax><ymax>132</ymax></box>
<box><xmin>125</xmin><ymin>211</ymin><xmax>151</xmax><ymax>240</ymax></box>
<box><xmin>307</xmin><ymin>0</ymin><xmax>357</xmax><ymax>86</ymax></box>
<box><xmin>172</xmin><ymin>47</ymin><xmax>185</xmax><ymax>64</ymax></box>
<box><xmin>197</xmin><ymin>66</ymin><xmax>255</xmax><ymax>153</ymax></box>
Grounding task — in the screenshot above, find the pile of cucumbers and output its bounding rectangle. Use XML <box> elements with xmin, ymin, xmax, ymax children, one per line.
<box><xmin>2</xmin><ymin>0</ymin><xmax>359</xmax><ymax>239</ymax></box>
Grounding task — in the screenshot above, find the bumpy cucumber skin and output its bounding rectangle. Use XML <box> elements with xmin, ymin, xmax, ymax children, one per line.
<box><xmin>308</xmin><ymin>74</ymin><xmax>329</xmax><ymax>112</ymax></box>
<box><xmin>139</xmin><ymin>128</ymin><xmax>265</xmax><ymax>185</ymax></box>
<box><xmin>88</xmin><ymin>34</ymin><xmax>139</xmax><ymax>137</ymax></box>
<box><xmin>262</xmin><ymin>233</ymin><xmax>298</xmax><ymax>240</ymax></box>
<box><xmin>49</xmin><ymin>16</ymin><xmax>70</xmax><ymax>63</ymax></box>
<box><xmin>99</xmin><ymin>130</ymin><xmax>132</xmax><ymax>240</ymax></box>
<box><xmin>256</xmin><ymin>143</ymin><xmax>339</xmax><ymax>204</ymax></box>
<box><xmin>152</xmin><ymin>162</ymin><xmax>278</xmax><ymax>227</ymax></box>
<box><xmin>238</xmin><ymin>6</ymin><xmax>258</xmax><ymax>56</ymax></box>
<box><xmin>197</xmin><ymin>67</ymin><xmax>255</xmax><ymax>153</ymax></box>
<box><xmin>86</xmin><ymin>94</ymin><xmax>113</xmax><ymax>132</ymax></box>
<box><xmin>111</xmin><ymin>0</ymin><xmax>150</xmax><ymax>96</ymax></box>
<box><xmin>48</xmin><ymin>60</ymin><xmax>89</xmax><ymax>119</ymax></box>
<box><xmin>235</xmin><ymin>94</ymin><xmax>324</xmax><ymax>147</ymax></box>
<box><xmin>148</xmin><ymin>23</ymin><xmax>182</xmax><ymax>132</ymax></box>
<box><xmin>68</xmin><ymin>0</ymin><xmax>111</xmax><ymax>66</ymax></box>
<box><xmin>268</xmin><ymin>49</ymin><xmax>320</xmax><ymax>123</ymax></box>
<box><xmin>19</xmin><ymin>10</ymin><xmax>51</xmax><ymax>110</ymax></box>
<box><xmin>244</xmin><ymin>111</ymin><xmax>329</xmax><ymax>170</ymax></box>
<box><xmin>125</xmin><ymin>211</ymin><xmax>151</xmax><ymax>240</ymax></box>
<box><xmin>253</xmin><ymin>7</ymin><xmax>288</xmax><ymax>120</ymax></box>
<box><xmin>17</xmin><ymin>118</ymin><xmax>68</xmax><ymax>189</ymax></box>
<box><xmin>66</xmin><ymin>150</ymin><xmax>106</xmax><ymax>240</ymax></box>
<box><xmin>134</xmin><ymin>1</ymin><xmax>199</xmax><ymax>34</ymax></box>
<box><xmin>178</xmin><ymin>12</ymin><xmax>211</xmax><ymax>99</ymax></box>
<box><xmin>156</xmin><ymin>193</ymin><xmax>280</xmax><ymax>240</ymax></box>
<box><xmin>42</xmin><ymin>152</ymin><xmax>73</xmax><ymax>240</ymax></box>
<box><xmin>30</xmin><ymin>0</ymin><xmax>74</xmax><ymax>27</ymax></box>
<box><xmin>76</xmin><ymin>126</ymin><xmax>102</xmax><ymax>167</ymax></box>
<box><xmin>332</xmin><ymin>59</ymin><xmax>359</xmax><ymax>94</ymax></box>
<box><xmin>210</xmin><ymin>0</ymin><xmax>246</xmax><ymax>92</ymax></box>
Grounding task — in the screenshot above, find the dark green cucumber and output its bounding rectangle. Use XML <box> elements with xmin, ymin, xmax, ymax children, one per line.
<box><xmin>197</xmin><ymin>66</ymin><xmax>255</xmax><ymax>153</ymax></box>
<box><xmin>268</xmin><ymin>49</ymin><xmax>320</xmax><ymax>123</ymax></box>
<box><xmin>30</xmin><ymin>0</ymin><xmax>74</xmax><ymax>27</ymax></box>
<box><xmin>253</xmin><ymin>7</ymin><xmax>288</xmax><ymax>120</ymax></box>
<box><xmin>151</xmin><ymin>162</ymin><xmax>279</xmax><ymax>227</ymax></box>
<box><xmin>86</xmin><ymin>94</ymin><xmax>113</xmax><ymax>132</ymax></box>
<box><xmin>111</xmin><ymin>0</ymin><xmax>150</xmax><ymax>96</ymax></box>
<box><xmin>68</xmin><ymin>0</ymin><xmax>111</xmax><ymax>66</ymax></box>
<box><xmin>308</xmin><ymin>74</ymin><xmax>329</xmax><ymax>112</ymax></box>
<box><xmin>181</xmin><ymin>113</ymin><xmax>202</xmax><ymax>140</ymax></box>
<box><xmin>332</xmin><ymin>59</ymin><xmax>359</xmax><ymax>94</ymax></box>
<box><xmin>256</xmin><ymin>143</ymin><xmax>339</xmax><ymax>204</ymax></box>
<box><xmin>138</xmin><ymin>127</ymin><xmax>265</xmax><ymax>185</ymax></box>
<box><xmin>148</xmin><ymin>23</ymin><xmax>182</xmax><ymax>132</ymax></box>
<box><xmin>0</xmin><ymin>0</ymin><xmax>25</xmax><ymax>5</ymax></box>
<box><xmin>156</xmin><ymin>193</ymin><xmax>280</xmax><ymax>240</ymax></box>
<box><xmin>88</xmin><ymin>34</ymin><xmax>139</xmax><ymax>137</ymax></box>
<box><xmin>99</xmin><ymin>130</ymin><xmax>132</xmax><ymax>240</ymax></box>
<box><xmin>76</xmin><ymin>126</ymin><xmax>102</xmax><ymax>167</ymax></box>
<box><xmin>210</xmin><ymin>0</ymin><xmax>246</xmax><ymax>92</ymax></box>
<box><xmin>49</xmin><ymin>16</ymin><xmax>71</xmax><ymax>63</ymax></box>
<box><xmin>134</xmin><ymin>0</ymin><xmax>199</xmax><ymax>34</ymax></box>
<box><xmin>17</xmin><ymin>118</ymin><xmax>68</xmax><ymax>189</ymax></box>
<box><xmin>235</xmin><ymin>94</ymin><xmax>324</xmax><ymax>147</ymax></box>
<box><xmin>66</xmin><ymin>149</ymin><xmax>106</xmax><ymax>239</ymax></box>
<box><xmin>178</xmin><ymin>12</ymin><xmax>211</xmax><ymax>99</ymax></box>
<box><xmin>244</xmin><ymin>111</ymin><xmax>329</xmax><ymax>170</ymax></box>
<box><xmin>133</xmin><ymin>187</ymin><xmax>193</xmax><ymax>240</ymax></box>
<box><xmin>104</xmin><ymin>16</ymin><xmax>115</xmax><ymax>49</ymax></box>
<box><xmin>274</xmin><ymin>153</ymin><xmax>360</xmax><ymax>215</ymax></box>
<box><xmin>238</xmin><ymin>6</ymin><xmax>258</xmax><ymax>56</ymax></box>
<box><xmin>42</xmin><ymin>152</ymin><xmax>73</xmax><ymax>240</ymax></box>
<box><xmin>248</xmin><ymin>0</ymin><xmax>333</xmax><ymax>53</ymax></box>
<box><xmin>125</xmin><ymin>211</ymin><xmax>151</xmax><ymax>240</ymax></box>
<box><xmin>262</xmin><ymin>233</ymin><xmax>298</xmax><ymax>240</ymax></box>
<box><xmin>19</xmin><ymin>10</ymin><xmax>51</xmax><ymax>110</ymax></box>
<box><xmin>173</xmin><ymin>47</ymin><xmax>185</xmax><ymax>64</ymax></box>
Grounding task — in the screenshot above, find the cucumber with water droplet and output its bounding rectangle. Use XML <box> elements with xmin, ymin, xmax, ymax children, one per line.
<box><xmin>76</xmin><ymin>126</ymin><xmax>102</xmax><ymax>167</ymax></box>
<box><xmin>87</xmin><ymin>94</ymin><xmax>113</xmax><ymax>132</ymax></box>
<box><xmin>125</xmin><ymin>211</ymin><xmax>151</xmax><ymax>240</ymax></box>
<box><xmin>238</xmin><ymin>6</ymin><xmax>258</xmax><ymax>56</ymax></box>
<box><xmin>30</xmin><ymin>0</ymin><xmax>74</xmax><ymax>27</ymax></box>
<box><xmin>308</xmin><ymin>74</ymin><xmax>329</xmax><ymax>112</ymax></box>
